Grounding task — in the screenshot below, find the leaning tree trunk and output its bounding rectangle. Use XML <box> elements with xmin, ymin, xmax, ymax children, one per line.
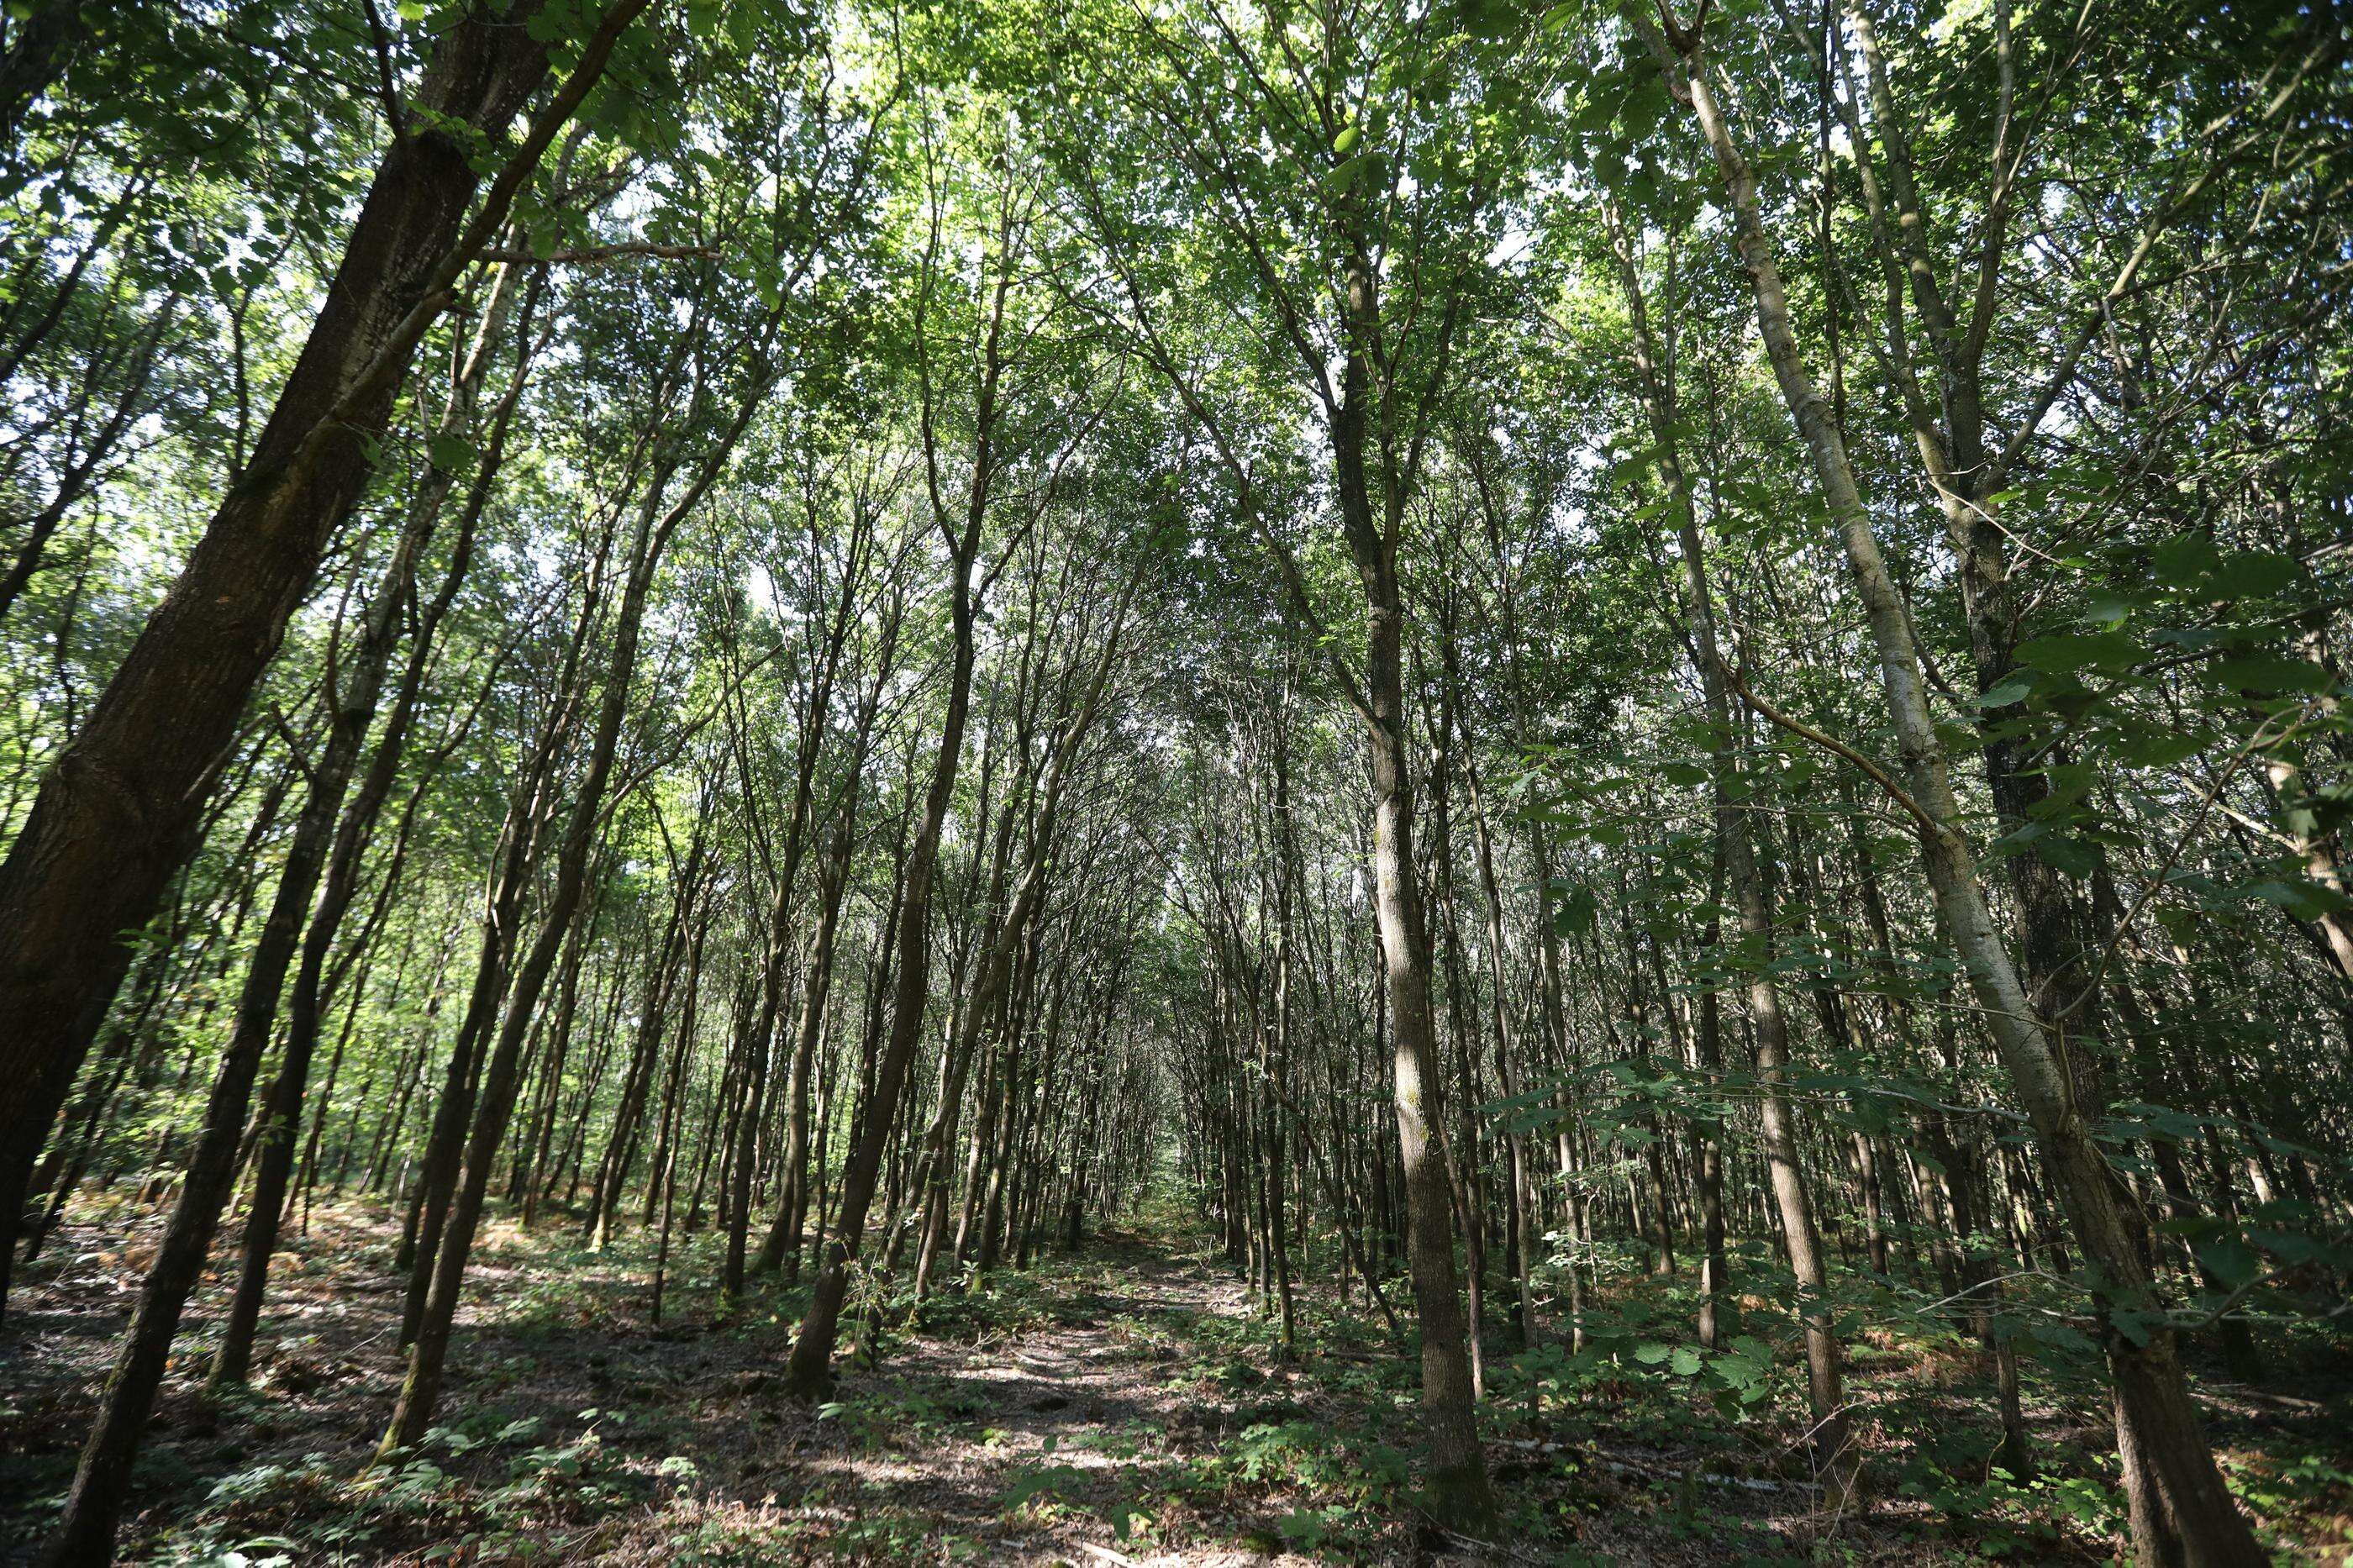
<box><xmin>211</xmin><ymin>261</ymin><xmax>534</xmax><ymax>1390</ymax></box>
<box><xmin>783</xmin><ymin>557</ymin><xmax>979</xmax><ymax>1397</ymax></box>
<box><xmin>378</xmin><ymin>474</ymin><xmax>677</xmax><ymax>1458</ymax></box>
<box><xmin>1603</xmin><ymin>198</ymin><xmax>1856</xmax><ymax>1507</ymax></box>
<box><xmin>30</xmin><ymin>266</ymin><xmax>560</xmax><ymax>1545</ymax></box>
<box><xmin>1655</xmin><ymin>24</ymin><xmax>2262</xmax><ymax>1562</ymax></box>
<box><xmin>37</xmin><ymin>538</ymin><xmax>421</xmax><ymax>1565</ymax></box>
<box><xmin>0</xmin><ymin>0</ymin><xmax>606</xmax><ymax>1307</ymax></box>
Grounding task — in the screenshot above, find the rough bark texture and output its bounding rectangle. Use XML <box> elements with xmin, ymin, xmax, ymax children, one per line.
<box><xmin>36</xmin><ymin>558</ymin><xmax>410</xmax><ymax>1562</ymax></box>
<box><xmin>0</xmin><ymin>0</ymin><xmax>555</xmax><ymax>1298</ymax></box>
<box><xmin>213</xmin><ymin>263</ymin><xmax>529</xmax><ymax>1389</ymax></box>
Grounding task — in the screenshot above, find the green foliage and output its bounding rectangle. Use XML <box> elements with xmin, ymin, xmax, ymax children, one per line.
<box><xmin>1895</xmin><ymin>1460</ymin><xmax>2124</xmax><ymax>1558</ymax></box>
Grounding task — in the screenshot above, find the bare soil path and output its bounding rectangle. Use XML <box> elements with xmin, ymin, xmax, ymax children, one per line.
<box><xmin>2</xmin><ymin>1201</ymin><xmax>1398</xmax><ymax>1565</ymax></box>
<box><xmin>749</xmin><ymin>1236</ymin><xmax>1299</xmax><ymax>1565</ymax></box>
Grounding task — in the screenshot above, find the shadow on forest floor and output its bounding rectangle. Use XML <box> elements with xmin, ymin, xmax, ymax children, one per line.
<box><xmin>3</xmin><ymin>1193</ymin><xmax>2350</xmax><ymax>1565</ymax></box>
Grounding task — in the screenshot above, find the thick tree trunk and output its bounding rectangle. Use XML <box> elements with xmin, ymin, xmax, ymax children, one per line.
<box><xmin>28</xmin><ymin>299</ymin><xmax>547</xmax><ymax>1539</ymax></box>
<box><xmin>0</xmin><ymin>3</ymin><xmax>568</xmax><ymax>1301</ymax></box>
<box><xmin>213</xmin><ymin>265</ymin><xmax>531</xmax><ymax>1387</ymax></box>
<box><xmin>1361</xmin><ymin>602</ymin><xmax>1492</xmax><ymax>1529</ymax></box>
<box><xmin>38</xmin><ymin>609</ymin><xmax>387</xmax><ymax>1562</ymax></box>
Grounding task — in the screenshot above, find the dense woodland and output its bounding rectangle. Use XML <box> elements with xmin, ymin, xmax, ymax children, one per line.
<box><xmin>2</xmin><ymin>0</ymin><xmax>2350</xmax><ymax>1561</ymax></box>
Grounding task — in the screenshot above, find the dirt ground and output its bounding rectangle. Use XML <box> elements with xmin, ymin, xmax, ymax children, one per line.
<box><xmin>3</xmin><ymin>1196</ymin><xmax>2348</xmax><ymax>1565</ymax></box>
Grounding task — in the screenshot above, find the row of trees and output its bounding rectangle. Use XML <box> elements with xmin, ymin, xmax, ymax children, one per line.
<box><xmin>4</xmin><ymin>0</ymin><xmax>2348</xmax><ymax>1561</ymax></box>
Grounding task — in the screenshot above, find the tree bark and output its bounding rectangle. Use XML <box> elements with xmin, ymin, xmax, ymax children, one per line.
<box><xmin>1653</xmin><ymin>24</ymin><xmax>2261</xmax><ymax>1559</ymax></box>
<box><xmin>0</xmin><ymin>0</ymin><xmax>577</xmax><ymax>1297</ymax></box>
<box><xmin>1332</xmin><ymin>243</ymin><xmax>1495</xmax><ymax>1531</ymax></box>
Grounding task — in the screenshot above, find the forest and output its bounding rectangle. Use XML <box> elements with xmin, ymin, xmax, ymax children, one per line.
<box><xmin>1</xmin><ymin>0</ymin><xmax>2350</xmax><ymax>1561</ymax></box>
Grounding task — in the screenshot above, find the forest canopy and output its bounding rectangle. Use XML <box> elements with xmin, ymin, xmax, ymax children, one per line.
<box><xmin>1</xmin><ymin>0</ymin><xmax>2350</xmax><ymax>1561</ymax></box>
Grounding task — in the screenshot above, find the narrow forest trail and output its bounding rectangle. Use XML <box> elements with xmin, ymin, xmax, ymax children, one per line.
<box><xmin>766</xmin><ymin>1234</ymin><xmax>1279</xmax><ymax>1565</ymax></box>
<box><xmin>3</xmin><ymin>1197</ymin><xmax>1455</xmax><ymax>1565</ymax></box>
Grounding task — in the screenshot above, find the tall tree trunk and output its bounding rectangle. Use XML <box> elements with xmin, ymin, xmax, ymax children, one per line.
<box><xmin>212</xmin><ymin>262</ymin><xmax>535</xmax><ymax>1388</ymax></box>
<box><xmin>1654</xmin><ymin>27</ymin><xmax>2261</xmax><ymax>1559</ymax></box>
<box><xmin>783</xmin><ymin>551</ymin><xmax>979</xmax><ymax>1396</ymax></box>
<box><xmin>760</xmin><ymin>806</ymin><xmax>855</xmax><ymax>1276</ymax></box>
<box><xmin>377</xmin><ymin>460</ymin><xmax>683</xmax><ymax>1457</ymax></box>
<box><xmin>1334</xmin><ymin>245</ymin><xmax>1494</xmax><ymax>1532</ymax></box>
<box><xmin>38</xmin><ymin>431</ymin><xmax>457</xmax><ymax>1560</ymax></box>
<box><xmin>0</xmin><ymin>1</ymin><xmax>633</xmax><ymax>1308</ymax></box>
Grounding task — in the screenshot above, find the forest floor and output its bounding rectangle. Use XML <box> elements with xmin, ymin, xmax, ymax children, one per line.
<box><xmin>3</xmin><ymin>1191</ymin><xmax>2350</xmax><ymax>1566</ymax></box>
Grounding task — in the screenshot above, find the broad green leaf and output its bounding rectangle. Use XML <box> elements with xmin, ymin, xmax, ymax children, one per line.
<box><xmin>2206</xmin><ymin>653</ymin><xmax>2331</xmax><ymax>694</ymax></box>
<box><xmin>2018</xmin><ymin>630</ymin><xmax>2138</xmax><ymax>675</ymax></box>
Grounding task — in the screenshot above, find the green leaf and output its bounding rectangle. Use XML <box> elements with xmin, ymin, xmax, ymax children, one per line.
<box><xmin>1670</xmin><ymin>1346</ymin><xmax>1702</xmax><ymax>1376</ymax></box>
<box><xmin>2206</xmin><ymin>550</ymin><xmax>2298</xmax><ymax>597</ymax></box>
<box><xmin>2116</xmin><ymin>727</ymin><xmax>2206</xmax><ymax>769</ymax></box>
<box><xmin>2033</xmin><ymin>834</ymin><xmax>2101</xmax><ymax>877</ymax></box>
<box><xmin>425</xmin><ymin>433</ymin><xmax>476</xmax><ymax>471</ymax></box>
<box><xmin>1550</xmin><ymin>881</ymin><xmax>1598</xmax><ymax>936</ymax></box>
<box><xmin>2194</xmin><ymin>1238</ymin><xmax>2259</xmax><ymax>1289</ymax></box>
<box><xmin>2206</xmin><ymin>653</ymin><xmax>2331</xmax><ymax>694</ymax></box>
<box><xmin>2150</xmin><ymin>533</ymin><xmax>2217</xmax><ymax>587</ymax></box>
<box><xmin>2246</xmin><ymin>877</ymin><xmax>2351</xmax><ymax>920</ymax></box>
<box><xmin>2018</xmin><ymin>630</ymin><xmax>2138</xmax><ymax>675</ymax></box>
<box><xmin>1325</xmin><ymin>152</ymin><xmax>1380</xmax><ymax>192</ymax></box>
